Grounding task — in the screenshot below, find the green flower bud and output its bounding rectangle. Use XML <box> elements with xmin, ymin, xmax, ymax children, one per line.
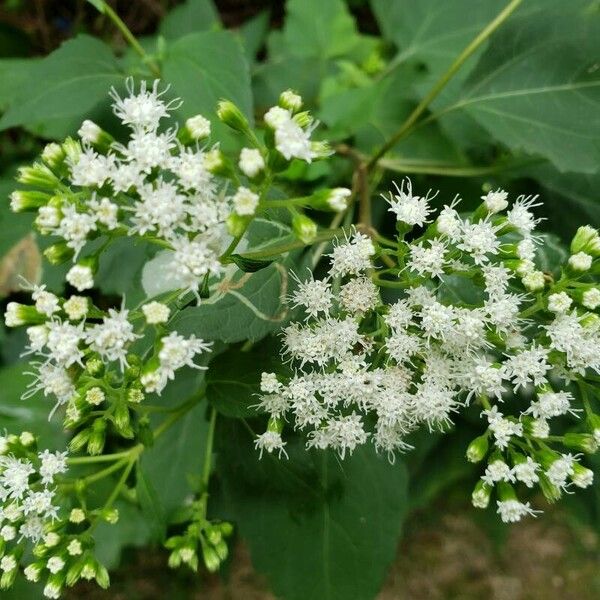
<box><xmin>213</xmin><ymin>539</ymin><xmax>228</xmax><ymax>561</ymax></box>
<box><xmin>292</xmin><ymin>111</ymin><xmax>312</xmax><ymax>129</ymax></box>
<box><xmin>292</xmin><ymin>213</ymin><xmax>317</xmax><ymax>244</ymax></box>
<box><xmin>538</xmin><ymin>472</ymin><xmax>561</xmax><ymax>502</ymax></box>
<box><xmin>563</xmin><ymin>432</ymin><xmax>598</xmax><ymax>454</ymax></box>
<box><xmin>100</xmin><ymin>508</ymin><xmax>119</xmax><ymax>525</ymax></box>
<box><xmin>9</xmin><ymin>190</ymin><xmax>52</xmax><ymax>213</ymax></box>
<box><xmin>77</xmin><ymin>120</ymin><xmax>114</xmax><ymax>150</ymax></box>
<box><xmin>310</xmin><ymin>141</ymin><xmax>333</xmax><ymax>159</ymax></box>
<box><xmin>62</xmin><ymin>137</ymin><xmax>82</xmax><ymax>166</ymax></box>
<box><xmin>571</xmin><ymin>462</ymin><xmax>594</xmax><ymax>489</ymax></box>
<box><xmin>17</xmin><ymin>163</ymin><xmax>60</xmax><ymax>190</ymax></box>
<box><xmin>201</xmin><ymin>541</ymin><xmax>221</xmax><ymax>573</ymax></box>
<box><xmin>41</xmin><ymin>143</ymin><xmax>66</xmax><ymax>170</ymax></box>
<box><xmin>95</xmin><ymin>563</ymin><xmax>110</xmax><ymax>589</ymax></box>
<box><xmin>87</xmin><ymin>419</ymin><xmax>107</xmax><ymax>456</ymax></box>
<box><xmin>226</xmin><ymin>213</ymin><xmax>251</xmax><ymax>238</ymax></box>
<box><xmin>69</xmin><ymin>429</ymin><xmax>91</xmax><ymax>453</ymax></box>
<box><xmin>571</xmin><ymin>225</ymin><xmax>600</xmax><ymax>256</ymax></box>
<box><xmin>466</xmin><ymin>434</ymin><xmax>489</xmax><ymax>463</ymax></box>
<box><xmin>217</xmin><ymin>100</ymin><xmax>250</xmax><ymax>133</ymax></box>
<box><xmin>4</xmin><ymin>302</ymin><xmax>45</xmax><ymax>327</ymax></box>
<box><xmin>279</xmin><ymin>89</ymin><xmax>303</xmax><ymax>112</ymax></box>
<box><xmin>114</xmin><ymin>402</ymin><xmax>133</xmax><ymax>438</ymax></box>
<box><xmin>471</xmin><ymin>480</ymin><xmax>491</xmax><ymax>509</ymax></box>
<box><xmin>309</xmin><ymin>188</ymin><xmax>352</xmax><ymax>212</ymax></box>
<box><xmin>44</xmin><ymin>242</ymin><xmax>75</xmax><ymax>265</ymax></box>
<box><xmin>219</xmin><ymin>521</ymin><xmax>234</xmax><ymax>537</ymax></box>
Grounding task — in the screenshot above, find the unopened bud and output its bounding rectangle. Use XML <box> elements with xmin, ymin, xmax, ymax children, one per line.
<box><xmin>217</xmin><ymin>100</ymin><xmax>249</xmax><ymax>133</ymax></box>
<box><xmin>292</xmin><ymin>213</ymin><xmax>317</xmax><ymax>244</ymax></box>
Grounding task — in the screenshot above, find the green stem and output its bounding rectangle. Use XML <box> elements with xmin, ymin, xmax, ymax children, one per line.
<box><xmin>367</xmin><ymin>0</ymin><xmax>523</xmax><ymax>170</ymax></box>
<box><xmin>102</xmin><ymin>3</ymin><xmax>161</xmax><ymax>77</ymax></box>
<box><xmin>202</xmin><ymin>408</ymin><xmax>217</xmax><ymax>489</ymax></box>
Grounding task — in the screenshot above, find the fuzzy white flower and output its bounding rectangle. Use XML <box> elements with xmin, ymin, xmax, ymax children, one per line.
<box><xmin>66</xmin><ymin>265</ymin><xmax>94</xmax><ymax>292</ymax></box>
<box><xmin>142</xmin><ymin>301</ymin><xmax>170</xmax><ymax>324</ymax></box>
<box><xmin>232</xmin><ymin>186</ymin><xmax>259</xmax><ymax>216</ymax></box>
<box><xmin>239</xmin><ymin>148</ymin><xmax>265</xmax><ymax>178</ymax></box>
<box><xmin>387</xmin><ymin>179</ymin><xmax>434</xmax><ymax>227</ymax></box>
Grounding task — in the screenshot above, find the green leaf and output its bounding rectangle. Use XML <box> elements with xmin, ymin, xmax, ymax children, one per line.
<box><xmin>162</xmin><ymin>31</ymin><xmax>252</xmax><ymax>134</ymax></box>
<box><xmin>0</xmin><ymin>35</ymin><xmax>123</xmax><ymax>135</ymax></box>
<box><xmin>237</xmin><ymin>10</ymin><xmax>270</xmax><ymax>63</ymax></box>
<box><xmin>370</xmin><ymin>0</ymin><xmax>506</xmax><ymax>83</ymax></box>
<box><xmin>159</xmin><ymin>0</ymin><xmax>220</xmax><ymax>39</ymax></box>
<box><xmin>229</xmin><ymin>253</ymin><xmax>274</xmax><ymax>273</ymax></box>
<box><xmin>0</xmin><ymin>363</ymin><xmax>66</xmax><ymax>449</ymax></box>
<box><xmin>283</xmin><ymin>0</ymin><xmax>361</xmax><ymax>60</ymax></box>
<box><xmin>136</xmin><ymin>465</ymin><xmax>168</xmax><ymax>541</ymax></box>
<box><xmin>0</xmin><ymin>178</ymin><xmax>35</xmax><ymax>258</ymax></box>
<box><xmin>206</xmin><ymin>337</ymin><xmax>289</xmax><ymax>418</ymax></box>
<box><xmin>448</xmin><ymin>3</ymin><xmax>600</xmax><ymax>173</ymax></box>
<box><xmin>85</xmin><ymin>0</ymin><xmax>107</xmax><ymax>12</ymax></box>
<box><xmin>140</xmin><ymin>392</ymin><xmax>209</xmax><ymax>519</ymax></box>
<box><xmin>217</xmin><ymin>422</ymin><xmax>409</xmax><ymax>600</ymax></box>
<box><xmin>0</xmin><ymin>58</ymin><xmax>37</xmax><ymax>111</ymax></box>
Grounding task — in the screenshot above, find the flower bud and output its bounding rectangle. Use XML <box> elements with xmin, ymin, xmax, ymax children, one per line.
<box><xmin>201</xmin><ymin>541</ymin><xmax>221</xmax><ymax>573</ymax></box>
<box><xmin>217</xmin><ymin>100</ymin><xmax>250</xmax><ymax>133</ymax></box>
<box><xmin>292</xmin><ymin>213</ymin><xmax>317</xmax><ymax>244</ymax></box>
<box><xmin>581</xmin><ymin>287</ymin><xmax>600</xmax><ymax>310</ymax></box>
<box><xmin>4</xmin><ymin>302</ymin><xmax>45</xmax><ymax>328</ymax></box>
<box><xmin>310</xmin><ymin>188</ymin><xmax>352</xmax><ymax>212</ymax></box>
<box><xmin>179</xmin><ymin>114</ymin><xmax>211</xmax><ymax>144</ymax></box>
<box><xmin>100</xmin><ymin>507</ymin><xmax>120</xmax><ymax>524</ymax></box>
<box><xmin>114</xmin><ymin>402</ymin><xmax>133</xmax><ymax>438</ymax></box>
<box><xmin>69</xmin><ymin>429</ymin><xmax>91</xmax><ymax>453</ymax></box>
<box><xmin>466</xmin><ymin>434</ymin><xmax>489</xmax><ymax>463</ymax></box>
<box><xmin>538</xmin><ymin>472</ymin><xmax>561</xmax><ymax>502</ymax></box>
<box><xmin>471</xmin><ymin>480</ymin><xmax>491</xmax><ymax>509</ymax></box>
<box><xmin>571</xmin><ymin>462</ymin><xmax>594</xmax><ymax>488</ymax></box>
<box><xmin>264</xmin><ymin>106</ymin><xmax>291</xmax><ymax>129</ymax></box>
<box><xmin>547</xmin><ymin>292</ymin><xmax>572</xmax><ymax>314</ymax></box>
<box><xmin>203</xmin><ymin>147</ymin><xmax>226</xmax><ymax>175</ymax></box>
<box><xmin>568</xmin><ymin>251</ymin><xmax>593</xmax><ymax>272</ymax></box>
<box><xmin>213</xmin><ymin>539</ymin><xmax>228</xmax><ymax>561</ymax></box>
<box><xmin>279</xmin><ymin>89</ymin><xmax>303</xmax><ymax>112</ymax></box>
<box><xmin>226</xmin><ymin>213</ymin><xmax>251</xmax><ymax>238</ymax></box>
<box><xmin>78</xmin><ymin>119</ymin><xmax>114</xmax><ymax>150</ymax></box>
<box><xmin>571</xmin><ymin>225</ymin><xmax>600</xmax><ymax>256</ymax></box>
<box><xmin>87</xmin><ymin>419</ymin><xmax>106</xmax><ymax>455</ymax></box>
<box><xmin>9</xmin><ymin>190</ymin><xmax>51</xmax><ymax>213</ymax></box>
<box><xmin>481</xmin><ymin>189</ymin><xmax>508</xmax><ymax>214</ymax></box>
<box><xmin>24</xmin><ymin>562</ymin><xmax>43</xmax><ymax>582</ymax></box>
<box><xmin>69</xmin><ymin>508</ymin><xmax>86</xmax><ymax>524</ymax></box>
<box><xmin>41</xmin><ymin>143</ymin><xmax>66</xmax><ymax>170</ymax></box>
<box><xmin>62</xmin><ymin>137</ymin><xmax>82</xmax><ymax>166</ymax></box>
<box><xmin>43</xmin><ymin>575</ymin><xmax>64</xmax><ymax>599</ymax></box>
<box><xmin>310</xmin><ymin>141</ymin><xmax>333</xmax><ymax>159</ymax></box>
<box><xmin>521</xmin><ymin>270</ymin><xmax>545</xmax><ymax>292</ymax></box>
<box><xmin>563</xmin><ymin>432</ymin><xmax>598</xmax><ymax>454</ymax></box>
<box><xmin>17</xmin><ymin>163</ymin><xmax>60</xmax><ymax>190</ymax></box>
<box><xmin>66</xmin><ymin>262</ymin><xmax>95</xmax><ymax>292</ymax></box>
<box><xmin>292</xmin><ymin>111</ymin><xmax>312</xmax><ymax>129</ymax></box>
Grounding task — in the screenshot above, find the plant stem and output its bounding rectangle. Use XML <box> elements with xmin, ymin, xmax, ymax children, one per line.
<box><xmin>102</xmin><ymin>3</ymin><xmax>161</xmax><ymax>77</ymax></box>
<box><xmin>367</xmin><ymin>0</ymin><xmax>523</xmax><ymax>170</ymax></box>
<box><xmin>202</xmin><ymin>407</ymin><xmax>217</xmax><ymax>489</ymax></box>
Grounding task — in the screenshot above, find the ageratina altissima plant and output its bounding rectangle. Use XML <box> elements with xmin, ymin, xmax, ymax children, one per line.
<box><xmin>2</xmin><ymin>77</ymin><xmax>600</xmax><ymax>596</ymax></box>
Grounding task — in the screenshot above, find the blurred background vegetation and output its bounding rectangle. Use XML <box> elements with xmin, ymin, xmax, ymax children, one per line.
<box><xmin>0</xmin><ymin>1</ymin><xmax>599</xmax><ymax>598</ymax></box>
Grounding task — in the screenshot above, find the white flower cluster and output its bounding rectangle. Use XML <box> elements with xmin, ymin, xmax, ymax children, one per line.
<box><xmin>255</xmin><ymin>180</ymin><xmax>600</xmax><ymax>523</ymax></box>
<box><xmin>0</xmin><ymin>438</ymin><xmax>67</xmax><ymax>545</ymax></box>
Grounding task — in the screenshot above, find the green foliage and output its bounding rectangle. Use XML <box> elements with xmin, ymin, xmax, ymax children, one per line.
<box><xmin>218</xmin><ymin>420</ymin><xmax>409</xmax><ymax>600</ymax></box>
<box><xmin>159</xmin><ymin>0</ymin><xmax>220</xmax><ymax>39</ymax></box>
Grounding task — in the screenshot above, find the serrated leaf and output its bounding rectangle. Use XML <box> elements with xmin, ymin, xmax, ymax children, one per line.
<box><xmin>283</xmin><ymin>0</ymin><xmax>360</xmax><ymax>60</ymax></box>
<box><xmin>217</xmin><ymin>422</ymin><xmax>409</xmax><ymax>600</ymax></box>
<box><xmin>0</xmin><ymin>35</ymin><xmax>123</xmax><ymax>135</ymax></box>
<box><xmin>162</xmin><ymin>30</ymin><xmax>252</xmax><ymax>138</ymax></box>
<box><xmin>447</xmin><ymin>2</ymin><xmax>600</xmax><ymax>173</ymax></box>
<box><xmin>159</xmin><ymin>0</ymin><xmax>220</xmax><ymax>40</ymax></box>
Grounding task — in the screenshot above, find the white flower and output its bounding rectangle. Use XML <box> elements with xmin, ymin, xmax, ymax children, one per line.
<box><xmin>260</xmin><ymin>373</ymin><xmax>282</xmax><ymax>394</ymax></box>
<box><xmin>89</xmin><ymin>195</ymin><xmax>119</xmax><ymax>229</ymax></box>
<box><xmin>289</xmin><ymin>274</ymin><xmax>333</xmax><ymax>319</ymax></box>
<box><xmin>386</xmin><ymin>179</ymin><xmax>434</xmax><ymax>227</ymax></box>
<box><xmin>232</xmin><ymin>186</ymin><xmax>259</xmax><ymax>216</ymax></box>
<box><xmin>274</xmin><ymin>118</ymin><xmax>314</xmax><ymax>162</ymax></box>
<box><xmin>36</xmin><ymin>206</ymin><xmax>61</xmax><ymax>230</ymax></box>
<box><xmin>66</xmin><ymin>264</ymin><xmax>94</xmax><ymax>292</ymax></box>
<box><xmin>513</xmin><ymin>457</ymin><xmax>540</xmax><ymax>488</ymax></box>
<box><xmin>385</xmin><ymin>300</ymin><xmax>413</xmax><ymax>331</ymax></box>
<box><xmin>85</xmin><ymin>387</ymin><xmax>105</xmax><ymax>406</ymax></box>
<box><xmin>110</xmin><ymin>78</ymin><xmax>178</xmax><ymax>132</ymax></box>
<box><xmin>482</xmin><ymin>460</ymin><xmax>514</xmax><ymax>486</ymax></box>
<box><xmin>131</xmin><ymin>179</ymin><xmax>186</xmax><ymax>237</ymax></box>
<box><xmin>43</xmin><ymin>582</ymin><xmax>62</xmax><ymax>599</ymax></box>
<box><xmin>0</xmin><ymin>555</ymin><xmax>16</xmax><ymax>572</ymax></box>
<box><xmin>170</xmin><ymin>148</ymin><xmax>215</xmax><ymax>193</ymax></box>
<box><xmin>142</xmin><ymin>301</ymin><xmax>170</xmax><ymax>324</ymax></box>
<box><xmin>0</xmin><ymin>456</ymin><xmax>35</xmax><ymax>499</ymax></box>
<box><xmin>482</xmin><ymin>189</ymin><xmax>508</xmax><ymax>213</ymax></box>
<box><xmin>339</xmin><ymin>276</ymin><xmax>378</xmax><ymax>315</ymax></box>
<box><xmin>547</xmin><ymin>292</ymin><xmax>572</xmax><ymax>314</ymax></box>
<box><xmin>38</xmin><ymin>450</ymin><xmax>68</xmax><ymax>485</ymax></box>
<box><xmin>63</xmin><ymin>295</ymin><xmax>89</xmax><ymax>320</ymax></box>
<box><xmin>458</xmin><ymin>218</ymin><xmax>501</xmax><ymax>264</ymax></box>
<box><xmin>158</xmin><ymin>332</ymin><xmax>212</xmax><ymax>380</ymax></box>
<box><xmin>0</xmin><ymin>525</ymin><xmax>16</xmax><ymax>541</ymax></box>
<box><xmin>517</xmin><ymin>237</ymin><xmax>536</xmax><ymax>261</ymax></box>
<box><xmin>497</xmin><ymin>499</ymin><xmax>540</xmax><ymax>523</ymax></box>
<box><xmin>85</xmin><ymin>306</ymin><xmax>139</xmax><ymax>369</ymax></box>
<box><xmin>32</xmin><ymin>285</ymin><xmax>60</xmax><ymax>317</ymax></box>
<box><xmin>568</xmin><ymin>252</ymin><xmax>592</xmax><ymax>272</ymax></box>
<box><xmin>56</xmin><ymin>204</ymin><xmax>97</xmax><ymax>255</ymax></box>
<box><xmin>255</xmin><ymin>431</ymin><xmax>288</xmax><ymax>458</ymax></box>
<box><xmin>526</xmin><ymin>390</ymin><xmax>577</xmax><ymax>419</ymax></box>
<box><xmin>185</xmin><ymin>114</ymin><xmax>211</xmax><ymax>139</ymax></box>
<box><xmin>67</xmin><ymin>539</ymin><xmax>83</xmax><ymax>556</ymax></box>
<box><xmin>239</xmin><ymin>148</ymin><xmax>265</xmax><ymax>178</ymax></box>
<box><xmin>436</xmin><ymin>202</ymin><xmax>462</xmax><ymax>241</ymax></box>
<box><xmin>328</xmin><ymin>233</ymin><xmax>375</xmax><ymax>277</ymax></box>
<box><xmin>307</xmin><ymin>413</ymin><xmax>368</xmax><ymax>458</ymax></box>
<box><xmin>546</xmin><ymin>454</ymin><xmax>576</xmax><ymax>489</ymax></box>
<box><xmin>46</xmin><ymin>556</ymin><xmax>65</xmax><ymax>574</ymax></box>
<box><xmin>46</xmin><ymin>321</ymin><xmax>85</xmax><ymax>367</ymax></box>
<box><xmin>407</xmin><ymin>240</ymin><xmax>446</xmax><ymax>278</ymax></box>
<box><xmin>171</xmin><ymin>235</ymin><xmax>223</xmax><ymax>295</ymax></box>
<box><xmin>69</xmin><ymin>148</ymin><xmax>115</xmax><ymax>188</ymax></box>
<box><xmin>582</xmin><ymin>288</ymin><xmax>600</xmax><ymax>309</ymax></box>
<box><xmin>506</xmin><ymin>195</ymin><xmax>541</xmax><ymax>235</ymax></box>
<box><xmin>264</xmin><ymin>106</ymin><xmax>291</xmax><ymax>129</ymax></box>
